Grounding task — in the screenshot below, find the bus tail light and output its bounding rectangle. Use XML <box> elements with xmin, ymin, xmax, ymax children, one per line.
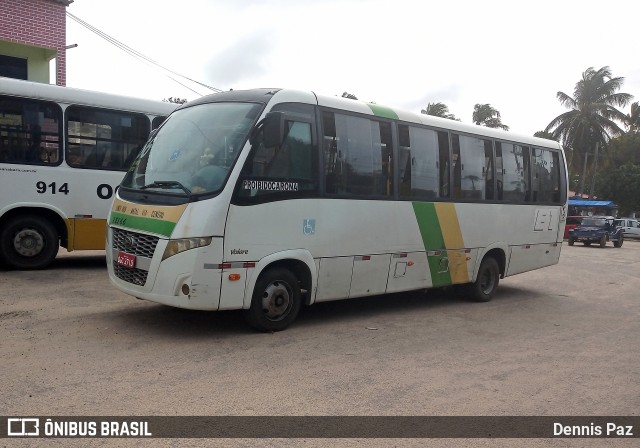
<box><xmin>162</xmin><ymin>237</ymin><xmax>212</xmax><ymax>261</ymax></box>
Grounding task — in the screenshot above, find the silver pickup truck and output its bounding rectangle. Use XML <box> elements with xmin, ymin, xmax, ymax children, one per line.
<box><xmin>615</xmin><ymin>218</ymin><xmax>640</xmax><ymax>239</ymax></box>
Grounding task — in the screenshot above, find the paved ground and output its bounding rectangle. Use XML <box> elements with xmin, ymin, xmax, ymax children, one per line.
<box><xmin>1</xmin><ymin>241</ymin><xmax>639</xmax><ymax>447</ymax></box>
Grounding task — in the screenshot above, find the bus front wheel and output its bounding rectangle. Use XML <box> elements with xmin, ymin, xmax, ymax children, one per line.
<box><xmin>0</xmin><ymin>215</ymin><xmax>59</xmax><ymax>270</ymax></box>
<box><xmin>467</xmin><ymin>257</ymin><xmax>500</xmax><ymax>302</ymax></box>
<box><xmin>244</xmin><ymin>267</ymin><xmax>302</xmax><ymax>332</ymax></box>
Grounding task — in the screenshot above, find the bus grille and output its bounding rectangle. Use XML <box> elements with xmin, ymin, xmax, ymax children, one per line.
<box><xmin>112</xmin><ymin>228</ymin><xmax>160</xmax><ymax>286</ymax></box>
<box><xmin>112</xmin><ymin>228</ymin><xmax>159</xmax><ymax>258</ymax></box>
<box><xmin>113</xmin><ymin>263</ymin><xmax>148</xmax><ymax>286</ymax></box>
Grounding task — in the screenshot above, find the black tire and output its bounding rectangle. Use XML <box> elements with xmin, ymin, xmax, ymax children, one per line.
<box><xmin>0</xmin><ymin>215</ymin><xmax>59</xmax><ymax>269</ymax></box>
<box><xmin>614</xmin><ymin>235</ymin><xmax>624</xmax><ymax>248</ymax></box>
<box><xmin>244</xmin><ymin>267</ymin><xmax>301</xmax><ymax>332</ymax></box>
<box><xmin>467</xmin><ymin>257</ymin><xmax>500</xmax><ymax>302</ymax></box>
<box><xmin>568</xmin><ymin>237</ymin><xmax>574</xmax><ymax>246</ymax></box>
<box><xmin>600</xmin><ymin>235</ymin><xmax>607</xmax><ymax>247</ymax></box>
<box><xmin>584</xmin><ymin>241</ymin><xmax>591</xmax><ymax>246</ymax></box>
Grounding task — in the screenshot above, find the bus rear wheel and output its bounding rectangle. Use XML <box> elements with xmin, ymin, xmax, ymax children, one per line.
<box><xmin>467</xmin><ymin>257</ymin><xmax>500</xmax><ymax>302</ymax></box>
<box><xmin>244</xmin><ymin>267</ymin><xmax>301</xmax><ymax>332</ymax></box>
<box><xmin>0</xmin><ymin>215</ymin><xmax>59</xmax><ymax>270</ymax></box>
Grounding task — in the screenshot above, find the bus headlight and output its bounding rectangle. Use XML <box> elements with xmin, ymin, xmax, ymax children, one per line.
<box><xmin>162</xmin><ymin>237</ymin><xmax>212</xmax><ymax>261</ymax></box>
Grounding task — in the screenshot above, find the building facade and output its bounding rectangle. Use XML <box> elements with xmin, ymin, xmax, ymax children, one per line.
<box><xmin>0</xmin><ymin>0</ymin><xmax>72</xmax><ymax>85</ymax></box>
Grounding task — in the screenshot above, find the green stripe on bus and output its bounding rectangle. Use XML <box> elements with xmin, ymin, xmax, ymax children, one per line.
<box><xmin>366</xmin><ymin>103</ymin><xmax>399</xmax><ymax>120</ymax></box>
<box><xmin>411</xmin><ymin>202</ymin><xmax>453</xmax><ymax>287</ymax></box>
<box><xmin>109</xmin><ymin>212</ymin><xmax>176</xmax><ymax>237</ymax></box>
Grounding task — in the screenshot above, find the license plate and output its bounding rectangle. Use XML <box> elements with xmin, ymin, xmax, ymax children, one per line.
<box><xmin>116</xmin><ymin>251</ymin><xmax>136</xmax><ymax>269</ymax></box>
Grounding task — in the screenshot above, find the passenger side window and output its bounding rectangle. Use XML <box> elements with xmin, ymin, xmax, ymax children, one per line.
<box><xmin>499</xmin><ymin>142</ymin><xmax>530</xmax><ymax>202</ymax></box>
<box><xmin>237</xmin><ymin>103</ymin><xmax>318</xmax><ymax>202</ymax></box>
<box><xmin>531</xmin><ymin>147</ymin><xmax>561</xmax><ymax>203</ymax></box>
<box><xmin>451</xmin><ymin>134</ymin><xmax>492</xmax><ymax>200</ymax></box>
<box><xmin>398</xmin><ymin>124</ymin><xmax>439</xmax><ymax>199</ymax></box>
<box><xmin>0</xmin><ymin>96</ymin><xmax>62</xmax><ymax>165</ymax></box>
<box><xmin>66</xmin><ymin>106</ymin><xmax>150</xmax><ymax>171</ymax></box>
<box><xmin>152</xmin><ymin>116</ymin><xmax>167</xmax><ymax>130</ymax></box>
<box><xmin>323</xmin><ymin>112</ymin><xmax>393</xmax><ymax>197</ymax></box>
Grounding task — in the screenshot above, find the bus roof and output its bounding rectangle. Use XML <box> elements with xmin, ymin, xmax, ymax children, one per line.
<box><xmin>0</xmin><ymin>76</ymin><xmax>177</xmax><ymax>116</ymax></box>
<box><xmin>184</xmin><ymin>87</ymin><xmax>563</xmax><ymax>151</ymax></box>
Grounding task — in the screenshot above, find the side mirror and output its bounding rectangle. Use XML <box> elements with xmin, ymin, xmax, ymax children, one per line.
<box><xmin>261</xmin><ymin>111</ymin><xmax>285</xmax><ymax>148</ymax></box>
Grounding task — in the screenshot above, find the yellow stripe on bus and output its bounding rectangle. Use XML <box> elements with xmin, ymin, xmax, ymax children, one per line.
<box><xmin>434</xmin><ymin>203</ymin><xmax>464</xmax><ymax>248</ymax></box>
<box><xmin>433</xmin><ymin>202</ymin><xmax>469</xmax><ymax>284</ymax></box>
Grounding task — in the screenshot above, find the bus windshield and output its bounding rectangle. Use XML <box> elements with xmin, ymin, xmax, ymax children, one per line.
<box><xmin>121</xmin><ymin>101</ymin><xmax>263</xmax><ymax>196</ymax></box>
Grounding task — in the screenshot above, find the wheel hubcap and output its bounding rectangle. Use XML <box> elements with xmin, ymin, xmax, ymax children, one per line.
<box><xmin>261</xmin><ymin>281</ymin><xmax>291</xmax><ymax>321</ymax></box>
<box><xmin>13</xmin><ymin>228</ymin><xmax>44</xmax><ymax>257</ymax></box>
<box><xmin>480</xmin><ymin>271</ymin><xmax>495</xmax><ymax>294</ymax></box>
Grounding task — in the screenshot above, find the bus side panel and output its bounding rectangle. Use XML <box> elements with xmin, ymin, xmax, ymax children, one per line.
<box><xmin>227</xmin><ymin>200</ymin><xmax>436</xmax><ymax>303</ymax></box>
<box><xmin>0</xmin><ymin>165</ymin><xmax>123</xmax><ymax>249</ymax></box>
<box><xmin>349</xmin><ymin>254</ymin><xmax>391</xmax><ymax>298</ymax></box>
<box><xmin>314</xmin><ymin>256</ymin><xmax>353</xmax><ymax>303</ymax></box>
<box><xmin>506</xmin><ymin>243</ymin><xmax>561</xmax><ymax>277</ymax></box>
<box><xmin>226</xmin><ymin>200</ymin><xmax>566</xmax><ymax>305</ymax></box>
<box><xmin>386</xmin><ymin>252</ymin><xmax>431</xmax><ymax>293</ymax></box>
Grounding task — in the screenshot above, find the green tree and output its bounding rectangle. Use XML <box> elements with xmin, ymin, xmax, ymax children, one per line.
<box><xmin>164</xmin><ymin>97</ymin><xmax>188</xmax><ymax>104</ymax></box>
<box><xmin>534</xmin><ymin>131</ymin><xmax>556</xmax><ymax>140</ymax></box>
<box><xmin>544</xmin><ymin>66</ymin><xmax>632</xmax><ymax>191</ymax></box>
<box><xmin>472</xmin><ymin>104</ymin><xmax>509</xmax><ymax>130</ymax></box>
<box><xmin>627</xmin><ymin>101</ymin><xmax>640</xmax><ymax>133</ymax></box>
<box><xmin>595</xmin><ymin>162</ymin><xmax>640</xmax><ymax>216</ymax></box>
<box><xmin>605</xmin><ymin>132</ymin><xmax>640</xmax><ymax>166</ymax></box>
<box><xmin>421</xmin><ymin>102</ymin><xmax>459</xmax><ymax>121</ymax></box>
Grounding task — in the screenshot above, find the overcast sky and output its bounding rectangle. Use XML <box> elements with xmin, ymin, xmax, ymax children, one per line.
<box><xmin>65</xmin><ymin>0</ymin><xmax>640</xmax><ymax>136</ymax></box>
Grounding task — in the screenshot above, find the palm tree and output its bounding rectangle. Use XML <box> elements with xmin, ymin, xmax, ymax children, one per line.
<box><xmin>421</xmin><ymin>102</ymin><xmax>459</xmax><ymax>121</ymax></box>
<box><xmin>472</xmin><ymin>104</ymin><xmax>509</xmax><ymax>130</ymax></box>
<box><xmin>534</xmin><ymin>131</ymin><xmax>556</xmax><ymax>140</ymax></box>
<box><xmin>544</xmin><ymin>66</ymin><xmax>632</xmax><ymax>181</ymax></box>
<box><xmin>627</xmin><ymin>102</ymin><xmax>640</xmax><ymax>133</ymax></box>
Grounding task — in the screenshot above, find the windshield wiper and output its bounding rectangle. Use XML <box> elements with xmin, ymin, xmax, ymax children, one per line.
<box><xmin>140</xmin><ymin>180</ymin><xmax>191</xmax><ymax>196</ymax></box>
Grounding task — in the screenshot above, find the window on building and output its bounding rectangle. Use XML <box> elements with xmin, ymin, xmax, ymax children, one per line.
<box><xmin>0</xmin><ymin>55</ymin><xmax>28</xmax><ymax>80</ymax></box>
